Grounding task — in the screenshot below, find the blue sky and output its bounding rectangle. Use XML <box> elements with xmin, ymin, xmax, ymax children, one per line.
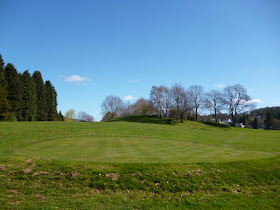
<box><xmin>1</xmin><ymin>0</ymin><xmax>279</xmax><ymax>121</ymax></box>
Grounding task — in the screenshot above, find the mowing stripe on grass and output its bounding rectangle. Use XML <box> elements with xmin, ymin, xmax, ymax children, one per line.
<box><xmin>15</xmin><ymin>137</ymin><xmax>275</xmax><ymax>163</ymax></box>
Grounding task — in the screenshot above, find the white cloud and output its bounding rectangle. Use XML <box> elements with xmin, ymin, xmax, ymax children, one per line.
<box><xmin>214</xmin><ymin>84</ymin><xmax>225</xmax><ymax>88</ymax></box>
<box><xmin>246</xmin><ymin>99</ymin><xmax>262</xmax><ymax>104</ymax></box>
<box><xmin>123</xmin><ymin>95</ymin><xmax>137</xmax><ymax>101</ymax></box>
<box><xmin>64</xmin><ymin>75</ymin><xmax>91</xmax><ymax>82</ymax></box>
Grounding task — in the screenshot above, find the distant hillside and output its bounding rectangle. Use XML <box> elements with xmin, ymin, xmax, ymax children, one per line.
<box><xmin>251</xmin><ymin>106</ymin><xmax>280</xmax><ymax>119</ymax></box>
<box><xmin>106</xmin><ymin>115</ymin><xmax>173</xmax><ymax>124</ymax></box>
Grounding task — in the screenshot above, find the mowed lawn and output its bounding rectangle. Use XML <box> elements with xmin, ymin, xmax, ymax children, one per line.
<box><xmin>1</xmin><ymin>121</ymin><xmax>279</xmax><ymax>161</ymax></box>
<box><xmin>16</xmin><ymin>137</ymin><xmax>274</xmax><ymax>163</ymax></box>
<box><xmin>0</xmin><ymin>121</ymin><xmax>280</xmax><ymax>163</ymax></box>
<box><xmin>0</xmin><ymin>120</ymin><xmax>279</xmax><ymax>208</ymax></box>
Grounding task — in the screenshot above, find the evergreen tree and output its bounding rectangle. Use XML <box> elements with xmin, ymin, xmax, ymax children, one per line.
<box><xmin>265</xmin><ymin>112</ymin><xmax>273</xmax><ymax>130</ymax></box>
<box><xmin>0</xmin><ymin>54</ymin><xmax>7</xmax><ymax>88</ymax></box>
<box><xmin>58</xmin><ymin>111</ymin><xmax>64</xmax><ymax>121</ymax></box>
<box><xmin>21</xmin><ymin>70</ymin><xmax>37</xmax><ymax>121</ymax></box>
<box><xmin>32</xmin><ymin>71</ymin><xmax>47</xmax><ymax>121</ymax></box>
<box><xmin>0</xmin><ymin>85</ymin><xmax>11</xmax><ymax>121</ymax></box>
<box><xmin>253</xmin><ymin>116</ymin><xmax>258</xmax><ymax>129</ymax></box>
<box><xmin>5</xmin><ymin>63</ymin><xmax>22</xmax><ymax>120</ymax></box>
<box><xmin>0</xmin><ymin>54</ymin><xmax>13</xmax><ymax>121</ymax></box>
<box><xmin>45</xmin><ymin>80</ymin><xmax>58</xmax><ymax>121</ymax></box>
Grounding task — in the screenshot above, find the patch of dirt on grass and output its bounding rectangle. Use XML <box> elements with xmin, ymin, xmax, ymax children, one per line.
<box><xmin>8</xmin><ymin>170</ymin><xmax>16</xmax><ymax>175</ymax></box>
<box><xmin>32</xmin><ymin>171</ymin><xmax>49</xmax><ymax>176</ymax></box>
<box><xmin>9</xmin><ymin>201</ymin><xmax>21</xmax><ymax>205</ymax></box>
<box><xmin>185</xmin><ymin>171</ymin><xmax>192</xmax><ymax>177</ymax></box>
<box><xmin>105</xmin><ymin>173</ymin><xmax>120</xmax><ymax>180</ymax></box>
<box><xmin>36</xmin><ymin>194</ymin><xmax>45</xmax><ymax>201</ymax></box>
<box><xmin>70</xmin><ymin>171</ymin><xmax>79</xmax><ymax>177</ymax></box>
<box><xmin>11</xmin><ymin>190</ymin><xmax>19</xmax><ymax>194</ymax></box>
<box><xmin>54</xmin><ymin>171</ymin><xmax>65</xmax><ymax>176</ymax></box>
<box><xmin>232</xmin><ymin>189</ymin><xmax>240</xmax><ymax>194</ymax></box>
<box><xmin>25</xmin><ymin>159</ymin><xmax>32</xmax><ymax>164</ymax></box>
<box><xmin>22</xmin><ymin>162</ymin><xmax>37</xmax><ymax>174</ymax></box>
<box><xmin>193</xmin><ymin>168</ymin><xmax>202</xmax><ymax>176</ymax></box>
<box><xmin>0</xmin><ymin>164</ymin><xmax>7</xmax><ymax>171</ymax></box>
<box><xmin>22</xmin><ymin>168</ymin><xmax>33</xmax><ymax>174</ymax></box>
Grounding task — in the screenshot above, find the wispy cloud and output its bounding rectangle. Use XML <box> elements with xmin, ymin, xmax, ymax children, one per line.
<box><xmin>129</xmin><ymin>79</ymin><xmax>141</xmax><ymax>84</ymax></box>
<box><xmin>214</xmin><ymin>84</ymin><xmax>225</xmax><ymax>88</ymax></box>
<box><xmin>123</xmin><ymin>95</ymin><xmax>137</xmax><ymax>101</ymax></box>
<box><xmin>246</xmin><ymin>99</ymin><xmax>262</xmax><ymax>104</ymax></box>
<box><xmin>63</xmin><ymin>75</ymin><xmax>91</xmax><ymax>82</ymax></box>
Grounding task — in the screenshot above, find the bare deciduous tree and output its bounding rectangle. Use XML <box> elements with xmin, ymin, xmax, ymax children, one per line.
<box><xmin>205</xmin><ymin>90</ymin><xmax>224</xmax><ymax>122</ymax></box>
<box><xmin>170</xmin><ymin>83</ymin><xmax>190</xmax><ymax>123</ymax></box>
<box><xmin>150</xmin><ymin>85</ymin><xmax>171</xmax><ymax>118</ymax></box>
<box><xmin>223</xmin><ymin>84</ymin><xmax>256</xmax><ymax>125</ymax></box>
<box><xmin>150</xmin><ymin>86</ymin><xmax>163</xmax><ymax>118</ymax></box>
<box><xmin>133</xmin><ymin>98</ymin><xmax>151</xmax><ymax>115</ymax></box>
<box><xmin>101</xmin><ymin>95</ymin><xmax>124</xmax><ymax>119</ymax></box>
<box><xmin>121</xmin><ymin>101</ymin><xmax>133</xmax><ymax>116</ymax></box>
<box><xmin>161</xmin><ymin>86</ymin><xmax>171</xmax><ymax>118</ymax></box>
<box><xmin>77</xmin><ymin>111</ymin><xmax>94</xmax><ymax>122</ymax></box>
<box><xmin>188</xmin><ymin>85</ymin><xmax>205</xmax><ymax>121</ymax></box>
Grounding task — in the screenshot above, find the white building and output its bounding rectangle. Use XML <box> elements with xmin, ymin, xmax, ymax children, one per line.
<box><xmin>221</xmin><ymin>119</ymin><xmax>232</xmax><ymax>125</ymax></box>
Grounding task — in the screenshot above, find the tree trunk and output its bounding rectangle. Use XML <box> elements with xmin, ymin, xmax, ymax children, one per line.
<box><xmin>180</xmin><ymin>114</ymin><xmax>183</xmax><ymax>123</ymax></box>
<box><xmin>231</xmin><ymin>112</ymin><xmax>235</xmax><ymax>125</ymax></box>
<box><xmin>214</xmin><ymin>108</ymin><xmax>217</xmax><ymax>122</ymax></box>
<box><xmin>234</xmin><ymin>110</ymin><xmax>238</xmax><ymax>126</ymax></box>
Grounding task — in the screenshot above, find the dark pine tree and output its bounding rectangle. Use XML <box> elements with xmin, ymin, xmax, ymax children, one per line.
<box><xmin>0</xmin><ymin>54</ymin><xmax>7</xmax><ymax>88</ymax></box>
<box><xmin>265</xmin><ymin>112</ymin><xmax>273</xmax><ymax>130</ymax></box>
<box><xmin>0</xmin><ymin>54</ymin><xmax>11</xmax><ymax>121</ymax></box>
<box><xmin>253</xmin><ymin>116</ymin><xmax>258</xmax><ymax>129</ymax></box>
<box><xmin>32</xmin><ymin>71</ymin><xmax>47</xmax><ymax>121</ymax></box>
<box><xmin>5</xmin><ymin>63</ymin><xmax>22</xmax><ymax>120</ymax></box>
<box><xmin>58</xmin><ymin>111</ymin><xmax>64</xmax><ymax>121</ymax></box>
<box><xmin>0</xmin><ymin>85</ymin><xmax>11</xmax><ymax>121</ymax></box>
<box><xmin>45</xmin><ymin>80</ymin><xmax>58</xmax><ymax>121</ymax></box>
<box><xmin>21</xmin><ymin>70</ymin><xmax>37</xmax><ymax>121</ymax></box>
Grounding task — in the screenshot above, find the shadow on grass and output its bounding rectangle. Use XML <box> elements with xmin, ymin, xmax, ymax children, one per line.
<box><xmin>106</xmin><ymin>115</ymin><xmax>174</xmax><ymax>125</ymax></box>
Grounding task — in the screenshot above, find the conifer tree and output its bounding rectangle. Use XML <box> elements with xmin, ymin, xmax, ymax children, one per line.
<box><xmin>0</xmin><ymin>55</ymin><xmax>12</xmax><ymax>121</ymax></box>
<box><xmin>45</xmin><ymin>80</ymin><xmax>58</xmax><ymax>121</ymax></box>
<box><xmin>0</xmin><ymin>55</ymin><xmax>9</xmax><ymax>119</ymax></box>
<box><xmin>0</xmin><ymin>54</ymin><xmax>7</xmax><ymax>88</ymax></box>
<box><xmin>21</xmin><ymin>70</ymin><xmax>37</xmax><ymax>121</ymax></box>
<box><xmin>32</xmin><ymin>71</ymin><xmax>47</xmax><ymax>121</ymax></box>
<box><xmin>58</xmin><ymin>111</ymin><xmax>64</xmax><ymax>121</ymax></box>
<box><xmin>5</xmin><ymin>63</ymin><xmax>22</xmax><ymax>120</ymax></box>
<box><xmin>0</xmin><ymin>85</ymin><xmax>11</xmax><ymax>121</ymax></box>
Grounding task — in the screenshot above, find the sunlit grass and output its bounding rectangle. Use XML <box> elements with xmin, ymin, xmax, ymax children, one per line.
<box><xmin>0</xmin><ymin>120</ymin><xmax>279</xmax><ymax>208</ymax></box>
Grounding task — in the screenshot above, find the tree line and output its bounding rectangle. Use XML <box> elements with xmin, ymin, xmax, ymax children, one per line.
<box><xmin>101</xmin><ymin>83</ymin><xmax>257</xmax><ymax>125</ymax></box>
<box><xmin>64</xmin><ymin>109</ymin><xmax>94</xmax><ymax>122</ymax></box>
<box><xmin>0</xmin><ymin>54</ymin><xmax>61</xmax><ymax>121</ymax></box>
<box><xmin>241</xmin><ymin>107</ymin><xmax>280</xmax><ymax>130</ymax></box>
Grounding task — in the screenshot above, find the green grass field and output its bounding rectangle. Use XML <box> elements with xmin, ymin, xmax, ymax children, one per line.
<box><xmin>0</xmin><ymin>118</ymin><xmax>279</xmax><ymax>208</ymax></box>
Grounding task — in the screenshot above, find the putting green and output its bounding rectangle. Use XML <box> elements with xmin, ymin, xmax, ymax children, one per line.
<box><xmin>16</xmin><ymin>137</ymin><xmax>275</xmax><ymax>163</ymax></box>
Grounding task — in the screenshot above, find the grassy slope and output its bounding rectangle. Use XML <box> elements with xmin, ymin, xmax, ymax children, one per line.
<box><xmin>0</xmin><ymin>120</ymin><xmax>279</xmax><ymax>208</ymax></box>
